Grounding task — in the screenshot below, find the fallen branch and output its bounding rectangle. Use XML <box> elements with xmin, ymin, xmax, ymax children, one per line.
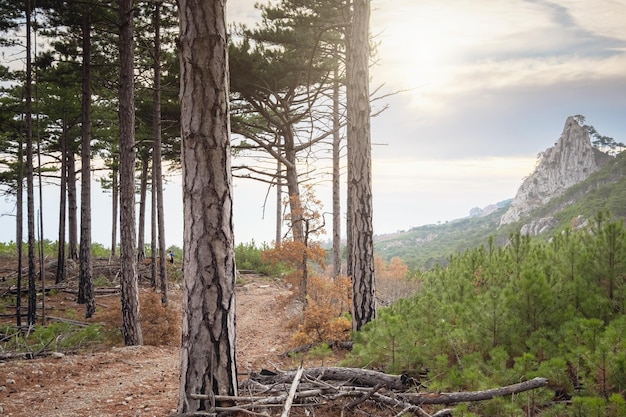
<box><xmin>398</xmin><ymin>377</ymin><xmax>549</xmax><ymax>405</ymax></box>
<box><xmin>281</xmin><ymin>365</ymin><xmax>304</xmax><ymax>417</ymax></box>
<box><xmin>186</xmin><ymin>368</ymin><xmax>548</xmax><ymax>417</ymax></box>
<box><xmin>251</xmin><ymin>366</ymin><xmax>410</xmax><ymax>390</ymax></box>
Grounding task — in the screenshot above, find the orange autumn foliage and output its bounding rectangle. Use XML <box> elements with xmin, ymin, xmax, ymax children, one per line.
<box><xmin>290</xmin><ymin>275</ymin><xmax>352</xmax><ymax>347</ymax></box>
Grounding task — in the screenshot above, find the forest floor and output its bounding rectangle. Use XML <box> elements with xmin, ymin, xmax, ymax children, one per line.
<box><xmin>0</xmin><ymin>259</ymin><xmax>339</xmax><ymax>417</ymax></box>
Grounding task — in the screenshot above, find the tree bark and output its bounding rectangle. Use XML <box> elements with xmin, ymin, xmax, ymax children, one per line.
<box><xmin>346</xmin><ymin>0</ymin><xmax>375</xmax><ymax>331</ymax></box>
<box><xmin>67</xmin><ymin>150</ymin><xmax>78</xmax><ymax>260</ymax></box>
<box><xmin>25</xmin><ymin>0</ymin><xmax>37</xmax><ymax>327</ymax></box>
<box><xmin>178</xmin><ymin>0</ymin><xmax>238</xmax><ymax>412</ymax></box>
<box><xmin>398</xmin><ymin>377</ymin><xmax>549</xmax><ymax>405</ymax></box>
<box><xmin>110</xmin><ymin>166</ymin><xmax>118</xmax><ymax>258</ymax></box>
<box><xmin>151</xmin><ymin>1</ymin><xmax>168</xmax><ymax>304</ymax></box>
<box><xmin>332</xmin><ymin>69</ymin><xmax>342</xmax><ymax>278</ymax></box>
<box><xmin>78</xmin><ymin>10</ymin><xmax>96</xmax><ymax>319</ymax></box>
<box><xmin>16</xmin><ymin>80</ymin><xmax>24</xmax><ymax>329</ymax></box>
<box><xmin>55</xmin><ymin>121</ymin><xmax>68</xmax><ymax>284</ymax></box>
<box><xmin>118</xmin><ymin>0</ymin><xmax>142</xmax><ymax>346</ymax></box>
<box><xmin>252</xmin><ymin>366</ymin><xmax>411</xmax><ymax>391</ymax></box>
<box><xmin>137</xmin><ymin>152</ymin><xmax>149</xmax><ymax>261</ymax></box>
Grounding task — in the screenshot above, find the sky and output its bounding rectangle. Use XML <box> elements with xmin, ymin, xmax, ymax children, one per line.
<box><xmin>1</xmin><ymin>0</ymin><xmax>626</xmax><ymax>248</ymax></box>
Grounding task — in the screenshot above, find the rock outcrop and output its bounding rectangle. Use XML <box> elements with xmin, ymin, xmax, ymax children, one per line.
<box><xmin>500</xmin><ymin>116</ymin><xmax>603</xmax><ymax>226</ymax></box>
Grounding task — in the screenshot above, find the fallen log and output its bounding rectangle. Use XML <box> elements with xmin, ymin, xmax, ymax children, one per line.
<box><xmin>251</xmin><ymin>366</ymin><xmax>411</xmax><ymax>390</ymax></box>
<box><xmin>398</xmin><ymin>377</ymin><xmax>549</xmax><ymax>405</ymax></box>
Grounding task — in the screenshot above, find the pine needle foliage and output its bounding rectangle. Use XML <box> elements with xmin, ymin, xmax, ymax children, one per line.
<box><xmin>346</xmin><ymin>214</ymin><xmax>626</xmax><ymax>416</ymax></box>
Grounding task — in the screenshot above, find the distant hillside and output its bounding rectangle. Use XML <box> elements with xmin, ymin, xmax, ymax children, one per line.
<box><xmin>375</xmin><ymin>123</ymin><xmax>626</xmax><ymax>270</ymax></box>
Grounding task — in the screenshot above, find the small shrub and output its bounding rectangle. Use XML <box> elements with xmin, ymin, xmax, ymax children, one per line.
<box><xmin>290</xmin><ymin>275</ymin><xmax>352</xmax><ymax>347</ymax></box>
<box><xmin>93</xmin><ymin>275</ymin><xmax>110</xmax><ymax>287</ymax></box>
<box><xmin>93</xmin><ymin>289</ymin><xmax>180</xmax><ymax>346</ymax></box>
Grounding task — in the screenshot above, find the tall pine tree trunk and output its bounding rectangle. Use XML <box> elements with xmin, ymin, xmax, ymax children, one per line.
<box><xmin>284</xmin><ymin>130</ymin><xmax>304</xmax><ymax>242</ymax></box>
<box><xmin>178</xmin><ymin>0</ymin><xmax>237</xmax><ymax>411</ymax></box>
<box><xmin>67</xmin><ymin>150</ymin><xmax>78</xmax><ymax>260</ymax></box>
<box><xmin>25</xmin><ymin>0</ymin><xmax>37</xmax><ymax>327</ymax></box>
<box><xmin>332</xmin><ymin>69</ymin><xmax>342</xmax><ymax>278</ymax></box>
<box><xmin>137</xmin><ymin>153</ymin><xmax>148</xmax><ymax>262</ymax></box>
<box><xmin>275</xmin><ymin>157</ymin><xmax>282</xmax><ymax>245</ymax></box>
<box><xmin>16</xmin><ymin>101</ymin><xmax>24</xmax><ymax>328</ymax></box>
<box><xmin>78</xmin><ymin>10</ymin><xmax>96</xmax><ymax>318</ymax></box>
<box><xmin>151</xmin><ymin>2</ymin><xmax>168</xmax><ymax>304</ymax></box>
<box><xmin>55</xmin><ymin>122</ymin><xmax>68</xmax><ymax>284</ymax></box>
<box><xmin>118</xmin><ymin>0</ymin><xmax>142</xmax><ymax>346</ymax></box>
<box><xmin>347</xmin><ymin>0</ymin><xmax>376</xmax><ymax>331</ymax></box>
<box><xmin>110</xmin><ymin>165</ymin><xmax>118</xmax><ymax>259</ymax></box>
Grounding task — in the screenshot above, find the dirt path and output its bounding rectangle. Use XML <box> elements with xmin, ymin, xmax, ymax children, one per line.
<box><xmin>0</xmin><ymin>276</ymin><xmax>295</xmax><ymax>417</ymax></box>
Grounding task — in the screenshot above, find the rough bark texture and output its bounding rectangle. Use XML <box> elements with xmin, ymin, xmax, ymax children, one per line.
<box><xmin>78</xmin><ymin>11</ymin><xmax>96</xmax><ymax>319</ymax></box>
<box><xmin>284</xmin><ymin>132</ymin><xmax>304</xmax><ymax>242</ymax></box>
<box><xmin>347</xmin><ymin>0</ymin><xmax>375</xmax><ymax>331</ymax></box>
<box><xmin>25</xmin><ymin>0</ymin><xmax>37</xmax><ymax>327</ymax></box>
<box><xmin>332</xmin><ymin>72</ymin><xmax>341</xmax><ymax>278</ymax></box>
<box><xmin>178</xmin><ymin>0</ymin><xmax>238</xmax><ymax>412</ymax></box>
<box><xmin>110</xmin><ymin>166</ymin><xmax>118</xmax><ymax>258</ymax></box>
<box><xmin>67</xmin><ymin>151</ymin><xmax>78</xmax><ymax>260</ymax></box>
<box><xmin>137</xmin><ymin>153</ymin><xmax>149</xmax><ymax>261</ymax></box>
<box><xmin>16</xmin><ymin>119</ymin><xmax>24</xmax><ymax>328</ymax></box>
<box><xmin>118</xmin><ymin>0</ymin><xmax>143</xmax><ymax>346</ymax></box>
<box><xmin>151</xmin><ymin>2</ymin><xmax>168</xmax><ymax>304</ymax></box>
<box><xmin>55</xmin><ymin>125</ymin><xmax>67</xmax><ymax>284</ymax></box>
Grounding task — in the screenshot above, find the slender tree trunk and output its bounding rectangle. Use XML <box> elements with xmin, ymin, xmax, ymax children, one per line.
<box><xmin>16</xmin><ymin>111</ymin><xmax>24</xmax><ymax>328</ymax></box>
<box><xmin>151</xmin><ymin>2</ymin><xmax>168</xmax><ymax>304</ymax></box>
<box><xmin>78</xmin><ymin>10</ymin><xmax>96</xmax><ymax>318</ymax></box>
<box><xmin>332</xmin><ymin>69</ymin><xmax>342</xmax><ymax>278</ymax></box>
<box><xmin>275</xmin><ymin>158</ymin><xmax>282</xmax><ymax>245</ymax></box>
<box><xmin>110</xmin><ymin>166</ymin><xmax>118</xmax><ymax>258</ymax></box>
<box><xmin>137</xmin><ymin>153</ymin><xmax>148</xmax><ymax>262</ymax></box>
<box><xmin>178</xmin><ymin>0</ymin><xmax>238</xmax><ymax>411</ymax></box>
<box><xmin>25</xmin><ymin>0</ymin><xmax>37</xmax><ymax>327</ymax></box>
<box><xmin>118</xmin><ymin>0</ymin><xmax>142</xmax><ymax>346</ymax></box>
<box><xmin>347</xmin><ymin>0</ymin><xmax>375</xmax><ymax>331</ymax></box>
<box><xmin>284</xmin><ymin>130</ymin><xmax>304</xmax><ymax>242</ymax></box>
<box><xmin>55</xmin><ymin>122</ymin><xmax>68</xmax><ymax>284</ymax></box>
<box><xmin>67</xmin><ymin>150</ymin><xmax>78</xmax><ymax>259</ymax></box>
<box><xmin>150</xmin><ymin>173</ymin><xmax>157</xmax><ymax>288</ymax></box>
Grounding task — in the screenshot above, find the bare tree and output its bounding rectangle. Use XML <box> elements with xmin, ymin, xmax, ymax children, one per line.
<box><xmin>346</xmin><ymin>0</ymin><xmax>376</xmax><ymax>331</ymax></box>
<box><xmin>118</xmin><ymin>0</ymin><xmax>142</xmax><ymax>346</ymax></box>
<box><xmin>177</xmin><ymin>0</ymin><xmax>238</xmax><ymax>412</ymax></box>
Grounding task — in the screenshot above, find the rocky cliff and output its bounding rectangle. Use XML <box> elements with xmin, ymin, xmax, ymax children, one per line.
<box><xmin>500</xmin><ymin>116</ymin><xmax>607</xmax><ymax>226</ymax></box>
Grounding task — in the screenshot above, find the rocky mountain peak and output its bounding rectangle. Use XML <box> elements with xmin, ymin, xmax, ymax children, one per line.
<box><xmin>500</xmin><ymin>116</ymin><xmax>603</xmax><ymax>226</ymax></box>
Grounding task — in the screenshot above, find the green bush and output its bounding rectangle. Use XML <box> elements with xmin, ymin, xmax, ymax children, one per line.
<box><xmin>234</xmin><ymin>240</ymin><xmax>290</xmax><ymax>277</ymax></box>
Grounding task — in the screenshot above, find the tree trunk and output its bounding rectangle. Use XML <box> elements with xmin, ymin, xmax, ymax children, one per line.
<box><xmin>110</xmin><ymin>166</ymin><xmax>118</xmax><ymax>258</ymax></box>
<box><xmin>332</xmin><ymin>69</ymin><xmax>342</xmax><ymax>278</ymax></box>
<box><xmin>151</xmin><ymin>2</ymin><xmax>168</xmax><ymax>304</ymax></box>
<box><xmin>25</xmin><ymin>0</ymin><xmax>37</xmax><ymax>327</ymax></box>
<box><xmin>284</xmin><ymin>131</ymin><xmax>304</xmax><ymax>243</ymax></box>
<box><xmin>16</xmin><ymin>98</ymin><xmax>24</xmax><ymax>328</ymax></box>
<box><xmin>178</xmin><ymin>0</ymin><xmax>238</xmax><ymax>412</ymax></box>
<box><xmin>150</xmin><ymin>173</ymin><xmax>157</xmax><ymax>288</ymax></box>
<box><xmin>55</xmin><ymin>121</ymin><xmax>68</xmax><ymax>284</ymax></box>
<box><xmin>67</xmin><ymin>150</ymin><xmax>79</xmax><ymax>260</ymax></box>
<box><xmin>137</xmin><ymin>153</ymin><xmax>148</xmax><ymax>262</ymax></box>
<box><xmin>118</xmin><ymin>0</ymin><xmax>142</xmax><ymax>346</ymax></box>
<box><xmin>275</xmin><ymin>158</ymin><xmax>282</xmax><ymax>245</ymax></box>
<box><xmin>78</xmin><ymin>10</ymin><xmax>96</xmax><ymax>319</ymax></box>
<box><xmin>347</xmin><ymin>0</ymin><xmax>375</xmax><ymax>331</ymax></box>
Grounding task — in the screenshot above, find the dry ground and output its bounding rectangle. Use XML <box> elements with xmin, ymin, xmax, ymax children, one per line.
<box><xmin>0</xmin><ymin>270</ymin><xmax>320</xmax><ymax>417</ymax></box>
